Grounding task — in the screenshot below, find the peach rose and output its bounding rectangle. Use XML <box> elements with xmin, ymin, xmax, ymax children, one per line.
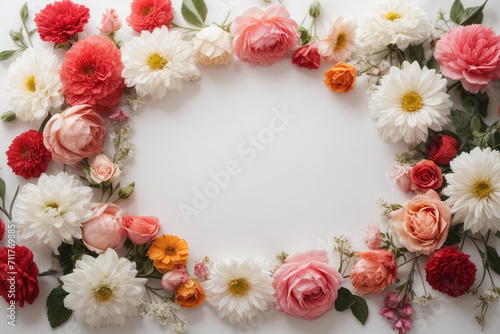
<box><xmin>390</xmin><ymin>190</ymin><xmax>451</xmax><ymax>255</ymax></box>
<box><xmin>174</xmin><ymin>279</ymin><xmax>206</xmax><ymax>308</ymax></box>
<box><xmin>90</xmin><ymin>154</ymin><xmax>121</xmax><ymax>184</ymax></box>
<box><xmin>82</xmin><ymin>203</ymin><xmax>126</xmax><ymax>254</ymax></box>
<box><xmin>43</xmin><ymin>105</ymin><xmax>106</xmax><ymax>165</ymax></box>
<box><xmin>161</xmin><ymin>265</ymin><xmax>189</xmax><ymax>291</ymax></box>
<box><xmin>121</xmin><ymin>215</ymin><xmax>160</xmax><ymax>245</ymax></box>
<box><xmin>364</xmin><ymin>223</ymin><xmax>382</xmax><ymax>250</ymax></box>
<box><xmin>350</xmin><ymin>250</ymin><xmax>397</xmax><ymax>295</ymax></box>
<box><xmin>324</xmin><ymin>63</ymin><xmax>356</xmax><ymax>93</ymax></box>
<box><xmin>97</xmin><ymin>8</ymin><xmax>122</xmax><ymax>34</ymax></box>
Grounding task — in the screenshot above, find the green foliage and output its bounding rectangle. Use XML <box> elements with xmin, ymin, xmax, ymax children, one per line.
<box><xmin>57</xmin><ymin>240</ymin><xmax>97</xmax><ymax>275</ymax></box>
<box><xmin>351</xmin><ymin>295</ymin><xmax>369</xmax><ymax>325</ymax></box>
<box><xmin>181</xmin><ymin>0</ymin><xmax>208</xmax><ymax>28</ymax></box>
<box><xmin>450</xmin><ymin>0</ymin><xmax>487</xmax><ymax>26</ymax></box>
<box><xmin>334</xmin><ymin>287</ymin><xmax>369</xmax><ymax>325</ymax></box>
<box><xmin>404</xmin><ymin>44</ymin><xmax>425</xmax><ymax>67</ymax></box>
<box><xmin>46</xmin><ymin>285</ymin><xmax>72</xmax><ymax>328</ymax></box>
<box><xmin>450</xmin><ymin>109</ymin><xmax>473</xmax><ymax>142</ymax></box>
<box><xmin>444</xmin><ymin>225</ymin><xmax>461</xmax><ymax>246</ymax></box>
<box><xmin>335</xmin><ymin>287</ymin><xmax>355</xmax><ymax>311</ymax></box>
<box><xmin>486</xmin><ymin>245</ymin><xmax>500</xmax><ymax>276</ymax></box>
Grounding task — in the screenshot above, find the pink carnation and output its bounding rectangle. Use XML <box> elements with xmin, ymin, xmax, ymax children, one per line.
<box><xmin>127</xmin><ymin>0</ymin><xmax>174</xmax><ymax>33</ymax></box>
<box><xmin>435</xmin><ymin>24</ymin><xmax>500</xmax><ymax>93</ymax></box>
<box><xmin>364</xmin><ymin>223</ymin><xmax>382</xmax><ymax>250</ymax></box>
<box><xmin>389</xmin><ymin>164</ymin><xmax>413</xmax><ymax>193</ymax></box>
<box><xmin>194</xmin><ymin>261</ymin><xmax>209</xmax><ymax>281</ymax></box>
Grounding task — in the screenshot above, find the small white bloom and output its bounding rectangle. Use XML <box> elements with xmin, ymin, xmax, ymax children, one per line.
<box><xmin>318</xmin><ymin>16</ymin><xmax>358</xmax><ymax>63</ymax></box>
<box><xmin>192</xmin><ymin>26</ymin><xmax>234</xmax><ymax>66</ymax></box>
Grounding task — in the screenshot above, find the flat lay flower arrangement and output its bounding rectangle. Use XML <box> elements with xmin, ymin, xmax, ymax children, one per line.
<box><xmin>0</xmin><ymin>0</ymin><xmax>499</xmax><ymax>333</ymax></box>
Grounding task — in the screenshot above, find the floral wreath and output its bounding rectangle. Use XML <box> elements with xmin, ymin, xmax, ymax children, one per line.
<box><xmin>0</xmin><ymin>0</ymin><xmax>499</xmax><ymax>333</ymax></box>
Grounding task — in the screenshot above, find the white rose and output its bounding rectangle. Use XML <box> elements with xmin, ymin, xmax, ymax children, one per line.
<box><xmin>192</xmin><ymin>26</ymin><xmax>234</xmax><ymax>66</ymax></box>
<box><xmin>90</xmin><ymin>154</ymin><xmax>121</xmax><ymax>184</ymax></box>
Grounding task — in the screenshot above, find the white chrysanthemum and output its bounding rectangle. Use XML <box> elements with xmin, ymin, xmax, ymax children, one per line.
<box><xmin>121</xmin><ymin>27</ymin><xmax>200</xmax><ymax>101</ymax></box>
<box><xmin>6</xmin><ymin>48</ymin><xmax>63</xmax><ymax>121</ymax></box>
<box><xmin>370</xmin><ymin>61</ymin><xmax>452</xmax><ymax>145</ymax></box>
<box><xmin>14</xmin><ymin>172</ymin><xmax>94</xmax><ymax>252</ymax></box>
<box><xmin>360</xmin><ymin>0</ymin><xmax>432</xmax><ymax>52</ymax></box>
<box><xmin>442</xmin><ymin>147</ymin><xmax>500</xmax><ymax>234</ymax></box>
<box><xmin>202</xmin><ymin>258</ymin><xmax>274</xmax><ymax>324</ymax></box>
<box><xmin>318</xmin><ymin>16</ymin><xmax>358</xmax><ymax>63</ymax></box>
<box><xmin>61</xmin><ymin>249</ymin><xmax>147</xmax><ymax>328</ymax></box>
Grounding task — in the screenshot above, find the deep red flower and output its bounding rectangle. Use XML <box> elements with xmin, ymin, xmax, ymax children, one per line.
<box><xmin>0</xmin><ymin>219</ymin><xmax>4</xmax><ymax>242</ymax></box>
<box><xmin>425</xmin><ymin>246</ymin><xmax>476</xmax><ymax>298</ymax></box>
<box><xmin>60</xmin><ymin>35</ymin><xmax>126</xmax><ymax>113</ymax></box>
<box><xmin>127</xmin><ymin>0</ymin><xmax>174</xmax><ymax>33</ymax></box>
<box><xmin>410</xmin><ymin>159</ymin><xmax>443</xmax><ymax>192</ymax></box>
<box><xmin>34</xmin><ymin>0</ymin><xmax>90</xmax><ymax>44</ymax></box>
<box><xmin>292</xmin><ymin>42</ymin><xmax>321</xmax><ymax>69</ymax></box>
<box><xmin>0</xmin><ymin>246</ymin><xmax>40</xmax><ymax>308</ymax></box>
<box><xmin>6</xmin><ymin>130</ymin><xmax>52</xmax><ymax>180</ymax></box>
<box><xmin>427</xmin><ymin>134</ymin><xmax>459</xmax><ymax>165</ymax></box>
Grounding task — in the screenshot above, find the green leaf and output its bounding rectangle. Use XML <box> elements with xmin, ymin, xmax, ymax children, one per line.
<box><xmin>38</xmin><ymin>269</ymin><xmax>59</xmax><ymax>277</ymax></box>
<box><xmin>46</xmin><ymin>285</ymin><xmax>72</xmax><ymax>328</ymax></box>
<box><xmin>496</xmin><ymin>231</ymin><xmax>500</xmax><ymax>239</ymax></box>
<box><xmin>57</xmin><ymin>243</ymin><xmax>74</xmax><ymax>275</ymax></box>
<box><xmin>9</xmin><ymin>30</ymin><xmax>23</xmax><ymax>42</ymax></box>
<box><xmin>181</xmin><ymin>0</ymin><xmax>208</xmax><ymax>28</ymax></box>
<box><xmin>450</xmin><ymin>109</ymin><xmax>473</xmax><ymax>141</ymax></box>
<box><xmin>28</xmin><ymin>28</ymin><xmax>37</xmax><ymax>37</ymax></box>
<box><xmin>0</xmin><ymin>178</ymin><xmax>5</xmax><ymax>204</ymax></box>
<box><xmin>450</xmin><ymin>0</ymin><xmax>465</xmax><ymax>24</ymax></box>
<box><xmin>334</xmin><ymin>287</ymin><xmax>355</xmax><ymax>312</ymax></box>
<box><xmin>0</xmin><ymin>49</ymin><xmax>20</xmax><ymax>61</ymax></box>
<box><xmin>460</xmin><ymin>1</ymin><xmax>488</xmax><ymax>26</ymax></box>
<box><xmin>351</xmin><ymin>295</ymin><xmax>369</xmax><ymax>325</ymax></box>
<box><xmin>138</xmin><ymin>259</ymin><xmax>155</xmax><ymax>277</ymax></box>
<box><xmin>444</xmin><ymin>226</ymin><xmax>461</xmax><ymax>246</ymax></box>
<box><xmin>20</xmin><ymin>2</ymin><xmax>28</xmax><ymax>23</ymax></box>
<box><xmin>297</xmin><ymin>26</ymin><xmax>311</xmax><ymax>46</ymax></box>
<box><xmin>486</xmin><ymin>245</ymin><xmax>500</xmax><ymax>276</ymax></box>
<box><xmin>426</xmin><ymin>56</ymin><xmax>440</xmax><ymax>72</ymax></box>
<box><xmin>404</xmin><ymin>43</ymin><xmax>425</xmax><ymax>67</ymax></box>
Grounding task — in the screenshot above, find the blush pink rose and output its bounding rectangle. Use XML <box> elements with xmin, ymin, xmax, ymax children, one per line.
<box><xmin>364</xmin><ymin>223</ymin><xmax>382</xmax><ymax>250</ymax></box>
<box><xmin>390</xmin><ymin>190</ymin><xmax>451</xmax><ymax>255</ymax></box>
<box><xmin>43</xmin><ymin>105</ymin><xmax>106</xmax><ymax>165</ymax></box>
<box><xmin>194</xmin><ymin>260</ymin><xmax>209</xmax><ymax>281</ymax></box>
<box><xmin>231</xmin><ymin>4</ymin><xmax>299</xmax><ymax>66</ymax></box>
<box><xmin>410</xmin><ymin>160</ymin><xmax>443</xmax><ymax>192</ymax></box>
<box><xmin>97</xmin><ymin>8</ymin><xmax>122</xmax><ymax>34</ymax></box>
<box><xmin>292</xmin><ymin>42</ymin><xmax>321</xmax><ymax>69</ymax></box>
<box><xmin>435</xmin><ymin>24</ymin><xmax>500</xmax><ymax>93</ymax></box>
<box><xmin>272</xmin><ymin>249</ymin><xmax>343</xmax><ymax>320</ymax></box>
<box><xmin>161</xmin><ymin>265</ymin><xmax>189</xmax><ymax>291</ymax></box>
<box><xmin>350</xmin><ymin>250</ymin><xmax>397</xmax><ymax>295</ymax></box>
<box><xmin>90</xmin><ymin>154</ymin><xmax>121</xmax><ymax>184</ymax></box>
<box><xmin>121</xmin><ymin>215</ymin><xmax>160</xmax><ymax>245</ymax></box>
<box><xmin>389</xmin><ymin>164</ymin><xmax>413</xmax><ymax>193</ymax></box>
<box><xmin>82</xmin><ymin>203</ymin><xmax>126</xmax><ymax>254</ymax></box>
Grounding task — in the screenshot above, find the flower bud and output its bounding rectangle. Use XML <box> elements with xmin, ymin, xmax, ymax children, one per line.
<box><xmin>297</xmin><ymin>26</ymin><xmax>311</xmax><ymax>45</ymax></box>
<box><xmin>118</xmin><ymin>181</ymin><xmax>135</xmax><ymax>199</ymax></box>
<box><xmin>309</xmin><ymin>1</ymin><xmax>321</xmax><ymax>18</ymax></box>
<box><xmin>1</xmin><ymin>111</ymin><xmax>16</xmax><ymax>122</ymax></box>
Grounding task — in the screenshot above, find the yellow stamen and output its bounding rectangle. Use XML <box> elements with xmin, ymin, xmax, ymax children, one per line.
<box><xmin>385</xmin><ymin>12</ymin><xmax>402</xmax><ymax>21</ymax></box>
<box><xmin>95</xmin><ymin>285</ymin><xmax>113</xmax><ymax>302</ymax></box>
<box><xmin>473</xmin><ymin>180</ymin><xmax>493</xmax><ymax>199</ymax></box>
<box><xmin>401</xmin><ymin>92</ymin><xmax>423</xmax><ymax>113</ymax></box>
<box><xmin>25</xmin><ymin>75</ymin><xmax>36</xmax><ymax>92</ymax></box>
<box><xmin>228</xmin><ymin>278</ymin><xmax>249</xmax><ymax>296</ymax></box>
<box><xmin>148</xmin><ymin>53</ymin><xmax>168</xmax><ymax>71</ymax></box>
<box><xmin>335</xmin><ymin>32</ymin><xmax>346</xmax><ymax>51</ymax></box>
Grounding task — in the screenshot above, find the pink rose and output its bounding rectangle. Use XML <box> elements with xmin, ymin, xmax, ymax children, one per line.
<box><xmin>90</xmin><ymin>154</ymin><xmax>121</xmax><ymax>184</ymax></box>
<box><xmin>82</xmin><ymin>203</ymin><xmax>126</xmax><ymax>254</ymax></box>
<box><xmin>43</xmin><ymin>105</ymin><xmax>106</xmax><ymax>165</ymax></box>
<box><xmin>272</xmin><ymin>249</ymin><xmax>343</xmax><ymax>320</ymax></box>
<box><xmin>410</xmin><ymin>160</ymin><xmax>443</xmax><ymax>192</ymax></box>
<box><xmin>292</xmin><ymin>42</ymin><xmax>321</xmax><ymax>69</ymax></box>
<box><xmin>435</xmin><ymin>24</ymin><xmax>500</xmax><ymax>93</ymax></box>
<box><xmin>350</xmin><ymin>250</ymin><xmax>397</xmax><ymax>295</ymax></box>
<box><xmin>389</xmin><ymin>164</ymin><xmax>413</xmax><ymax>193</ymax></box>
<box><xmin>97</xmin><ymin>8</ymin><xmax>122</xmax><ymax>34</ymax></box>
<box><xmin>194</xmin><ymin>260</ymin><xmax>209</xmax><ymax>281</ymax></box>
<box><xmin>121</xmin><ymin>215</ymin><xmax>160</xmax><ymax>245</ymax></box>
<box><xmin>108</xmin><ymin>109</ymin><xmax>129</xmax><ymax>121</ymax></box>
<box><xmin>364</xmin><ymin>223</ymin><xmax>382</xmax><ymax>250</ymax></box>
<box><xmin>231</xmin><ymin>4</ymin><xmax>299</xmax><ymax>66</ymax></box>
<box><xmin>390</xmin><ymin>190</ymin><xmax>451</xmax><ymax>255</ymax></box>
<box><xmin>161</xmin><ymin>265</ymin><xmax>189</xmax><ymax>291</ymax></box>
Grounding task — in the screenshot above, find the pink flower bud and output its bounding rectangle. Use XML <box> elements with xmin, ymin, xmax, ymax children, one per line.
<box><xmin>108</xmin><ymin>109</ymin><xmax>129</xmax><ymax>121</ymax></box>
<box><xmin>97</xmin><ymin>8</ymin><xmax>122</xmax><ymax>34</ymax></box>
<box><xmin>161</xmin><ymin>265</ymin><xmax>189</xmax><ymax>291</ymax></box>
<box><xmin>194</xmin><ymin>260</ymin><xmax>209</xmax><ymax>281</ymax></box>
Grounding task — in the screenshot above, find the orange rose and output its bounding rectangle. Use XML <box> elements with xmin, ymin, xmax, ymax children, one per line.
<box><xmin>147</xmin><ymin>234</ymin><xmax>189</xmax><ymax>274</ymax></box>
<box><xmin>323</xmin><ymin>63</ymin><xmax>356</xmax><ymax>93</ymax></box>
<box><xmin>350</xmin><ymin>250</ymin><xmax>397</xmax><ymax>295</ymax></box>
<box><xmin>174</xmin><ymin>279</ymin><xmax>206</xmax><ymax>308</ymax></box>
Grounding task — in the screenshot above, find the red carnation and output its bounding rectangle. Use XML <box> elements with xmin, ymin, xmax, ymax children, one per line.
<box><xmin>6</xmin><ymin>130</ymin><xmax>52</xmax><ymax>180</ymax></box>
<box><xmin>60</xmin><ymin>35</ymin><xmax>126</xmax><ymax>113</ymax></box>
<box><xmin>292</xmin><ymin>42</ymin><xmax>321</xmax><ymax>69</ymax></box>
<box><xmin>34</xmin><ymin>0</ymin><xmax>90</xmax><ymax>44</ymax></box>
<box><xmin>424</xmin><ymin>246</ymin><xmax>476</xmax><ymax>298</ymax></box>
<box><xmin>427</xmin><ymin>134</ymin><xmax>459</xmax><ymax>165</ymax></box>
<box><xmin>127</xmin><ymin>0</ymin><xmax>174</xmax><ymax>33</ymax></box>
<box><xmin>0</xmin><ymin>219</ymin><xmax>4</xmax><ymax>242</ymax></box>
<box><xmin>0</xmin><ymin>246</ymin><xmax>40</xmax><ymax>308</ymax></box>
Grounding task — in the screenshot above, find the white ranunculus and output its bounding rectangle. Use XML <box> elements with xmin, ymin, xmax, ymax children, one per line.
<box><xmin>192</xmin><ymin>26</ymin><xmax>234</xmax><ymax>66</ymax></box>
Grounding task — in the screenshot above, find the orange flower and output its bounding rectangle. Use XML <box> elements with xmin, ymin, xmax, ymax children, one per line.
<box><xmin>175</xmin><ymin>279</ymin><xmax>206</xmax><ymax>308</ymax></box>
<box><xmin>147</xmin><ymin>234</ymin><xmax>189</xmax><ymax>273</ymax></box>
<box><xmin>323</xmin><ymin>63</ymin><xmax>356</xmax><ymax>93</ymax></box>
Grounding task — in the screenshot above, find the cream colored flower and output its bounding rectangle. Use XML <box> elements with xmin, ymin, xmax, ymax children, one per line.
<box><xmin>318</xmin><ymin>16</ymin><xmax>357</xmax><ymax>63</ymax></box>
<box><xmin>192</xmin><ymin>26</ymin><xmax>234</xmax><ymax>66</ymax></box>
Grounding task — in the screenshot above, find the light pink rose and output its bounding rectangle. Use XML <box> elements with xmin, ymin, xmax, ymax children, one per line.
<box><xmin>161</xmin><ymin>265</ymin><xmax>189</xmax><ymax>291</ymax></box>
<box><xmin>390</xmin><ymin>190</ymin><xmax>451</xmax><ymax>255</ymax></box>
<box><xmin>231</xmin><ymin>4</ymin><xmax>299</xmax><ymax>66</ymax></box>
<box><xmin>350</xmin><ymin>250</ymin><xmax>397</xmax><ymax>295</ymax></box>
<box><xmin>43</xmin><ymin>105</ymin><xmax>106</xmax><ymax>165</ymax></box>
<box><xmin>194</xmin><ymin>260</ymin><xmax>209</xmax><ymax>281</ymax></box>
<box><xmin>90</xmin><ymin>154</ymin><xmax>121</xmax><ymax>184</ymax></box>
<box><xmin>82</xmin><ymin>203</ymin><xmax>126</xmax><ymax>254</ymax></box>
<box><xmin>121</xmin><ymin>215</ymin><xmax>160</xmax><ymax>245</ymax></box>
<box><xmin>389</xmin><ymin>164</ymin><xmax>413</xmax><ymax>193</ymax></box>
<box><xmin>97</xmin><ymin>8</ymin><xmax>122</xmax><ymax>34</ymax></box>
<box><xmin>364</xmin><ymin>223</ymin><xmax>382</xmax><ymax>250</ymax></box>
<box><xmin>272</xmin><ymin>249</ymin><xmax>343</xmax><ymax>320</ymax></box>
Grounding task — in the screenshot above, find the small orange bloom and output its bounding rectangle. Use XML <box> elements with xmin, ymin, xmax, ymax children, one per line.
<box><xmin>323</xmin><ymin>63</ymin><xmax>356</xmax><ymax>93</ymax></box>
<box><xmin>175</xmin><ymin>279</ymin><xmax>206</xmax><ymax>308</ymax></box>
<box><xmin>147</xmin><ymin>234</ymin><xmax>189</xmax><ymax>274</ymax></box>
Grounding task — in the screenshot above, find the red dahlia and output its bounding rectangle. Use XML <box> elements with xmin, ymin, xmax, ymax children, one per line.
<box><xmin>34</xmin><ymin>0</ymin><xmax>90</xmax><ymax>44</ymax></box>
<box><xmin>0</xmin><ymin>246</ymin><xmax>40</xmax><ymax>308</ymax></box>
<box><xmin>127</xmin><ymin>0</ymin><xmax>174</xmax><ymax>33</ymax></box>
<box><xmin>60</xmin><ymin>35</ymin><xmax>126</xmax><ymax>113</ymax></box>
<box><xmin>6</xmin><ymin>130</ymin><xmax>52</xmax><ymax>180</ymax></box>
<box><xmin>424</xmin><ymin>246</ymin><xmax>476</xmax><ymax>298</ymax></box>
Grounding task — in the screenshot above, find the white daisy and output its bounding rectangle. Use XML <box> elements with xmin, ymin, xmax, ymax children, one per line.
<box><xmin>121</xmin><ymin>27</ymin><xmax>200</xmax><ymax>101</ymax></box>
<box><xmin>318</xmin><ymin>16</ymin><xmax>358</xmax><ymax>63</ymax></box>
<box><xmin>442</xmin><ymin>147</ymin><xmax>500</xmax><ymax>234</ymax></box>
<box><xmin>370</xmin><ymin>61</ymin><xmax>452</xmax><ymax>145</ymax></box>
<box><xmin>6</xmin><ymin>48</ymin><xmax>63</xmax><ymax>122</ymax></box>
<box><xmin>61</xmin><ymin>249</ymin><xmax>147</xmax><ymax>328</ymax></box>
<box><xmin>14</xmin><ymin>172</ymin><xmax>94</xmax><ymax>253</ymax></box>
<box><xmin>360</xmin><ymin>0</ymin><xmax>432</xmax><ymax>52</ymax></box>
<box><xmin>202</xmin><ymin>258</ymin><xmax>274</xmax><ymax>324</ymax></box>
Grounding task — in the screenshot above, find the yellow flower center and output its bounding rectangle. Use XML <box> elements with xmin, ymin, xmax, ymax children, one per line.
<box><xmin>25</xmin><ymin>75</ymin><xmax>36</xmax><ymax>92</ymax></box>
<box><xmin>95</xmin><ymin>285</ymin><xmax>113</xmax><ymax>302</ymax></box>
<box><xmin>335</xmin><ymin>32</ymin><xmax>346</xmax><ymax>51</ymax></box>
<box><xmin>142</xmin><ymin>6</ymin><xmax>153</xmax><ymax>17</ymax></box>
<box><xmin>148</xmin><ymin>53</ymin><xmax>168</xmax><ymax>71</ymax></box>
<box><xmin>473</xmin><ymin>180</ymin><xmax>493</xmax><ymax>199</ymax></box>
<box><xmin>385</xmin><ymin>12</ymin><xmax>402</xmax><ymax>21</ymax></box>
<box><xmin>45</xmin><ymin>202</ymin><xmax>59</xmax><ymax>210</ymax></box>
<box><xmin>402</xmin><ymin>92</ymin><xmax>423</xmax><ymax>113</ymax></box>
<box><xmin>228</xmin><ymin>278</ymin><xmax>249</xmax><ymax>296</ymax></box>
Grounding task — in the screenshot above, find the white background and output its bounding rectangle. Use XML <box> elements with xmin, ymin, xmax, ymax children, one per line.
<box><xmin>0</xmin><ymin>0</ymin><xmax>499</xmax><ymax>333</ymax></box>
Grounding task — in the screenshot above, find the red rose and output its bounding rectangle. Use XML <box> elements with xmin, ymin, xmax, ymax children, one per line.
<box><xmin>427</xmin><ymin>134</ymin><xmax>459</xmax><ymax>165</ymax></box>
<box><xmin>6</xmin><ymin>130</ymin><xmax>52</xmax><ymax>180</ymax></box>
<box><xmin>410</xmin><ymin>160</ymin><xmax>443</xmax><ymax>192</ymax></box>
<box><xmin>0</xmin><ymin>219</ymin><xmax>4</xmax><ymax>242</ymax></box>
<box><xmin>0</xmin><ymin>246</ymin><xmax>40</xmax><ymax>307</ymax></box>
<box><xmin>292</xmin><ymin>42</ymin><xmax>321</xmax><ymax>69</ymax></box>
<box><xmin>424</xmin><ymin>246</ymin><xmax>476</xmax><ymax>298</ymax></box>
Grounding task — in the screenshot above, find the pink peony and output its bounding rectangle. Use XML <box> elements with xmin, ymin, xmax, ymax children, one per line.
<box><xmin>435</xmin><ymin>24</ymin><xmax>500</xmax><ymax>93</ymax></box>
<box><xmin>43</xmin><ymin>105</ymin><xmax>106</xmax><ymax>165</ymax></box>
<box><xmin>364</xmin><ymin>223</ymin><xmax>382</xmax><ymax>250</ymax></box>
<box><xmin>272</xmin><ymin>249</ymin><xmax>343</xmax><ymax>320</ymax></box>
<box><xmin>127</xmin><ymin>0</ymin><xmax>174</xmax><ymax>33</ymax></box>
<box><xmin>161</xmin><ymin>265</ymin><xmax>189</xmax><ymax>291</ymax></box>
<box><xmin>194</xmin><ymin>260</ymin><xmax>209</xmax><ymax>281</ymax></box>
<box><xmin>121</xmin><ymin>215</ymin><xmax>160</xmax><ymax>245</ymax></box>
<box><xmin>292</xmin><ymin>42</ymin><xmax>321</xmax><ymax>69</ymax></box>
<box><xmin>82</xmin><ymin>203</ymin><xmax>126</xmax><ymax>254</ymax></box>
<box><xmin>231</xmin><ymin>4</ymin><xmax>299</xmax><ymax>66</ymax></box>
<box><xmin>389</xmin><ymin>164</ymin><xmax>413</xmax><ymax>193</ymax></box>
<box><xmin>97</xmin><ymin>8</ymin><xmax>122</xmax><ymax>34</ymax></box>
<box><xmin>350</xmin><ymin>250</ymin><xmax>397</xmax><ymax>295</ymax></box>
